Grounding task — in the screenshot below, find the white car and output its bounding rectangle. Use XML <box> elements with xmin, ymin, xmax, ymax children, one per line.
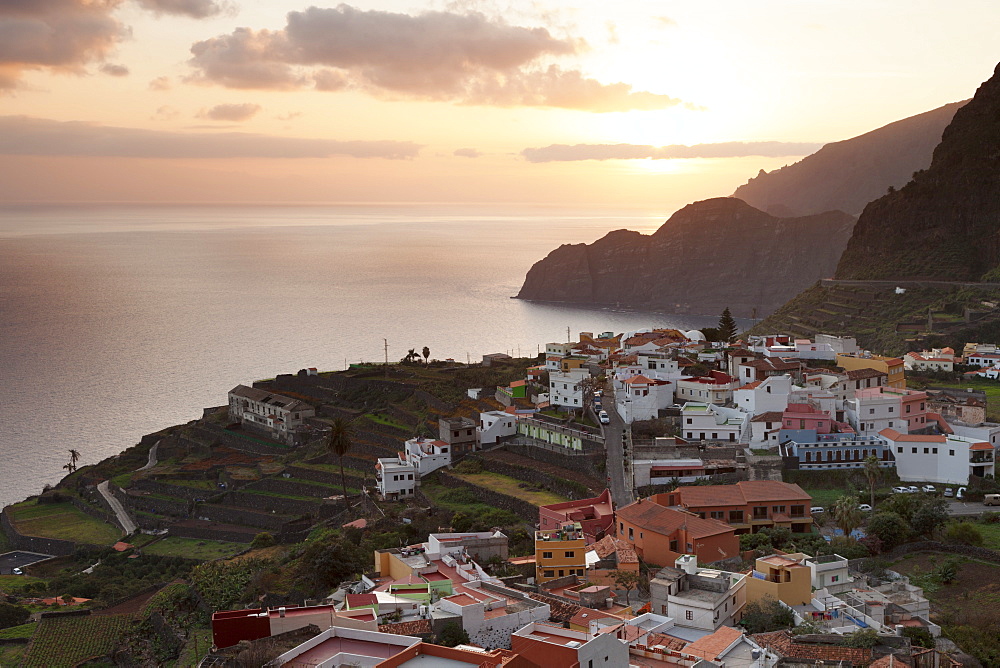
<box><xmin>944</xmin><ymin>488</ymin><xmax>954</xmax><ymax>497</ymax></box>
<box><xmin>810</xmin><ymin>506</ymin><xmax>824</xmax><ymax>514</ymax></box>
<box><xmin>858</xmin><ymin>504</ymin><xmax>873</xmax><ymax>512</ymax></box>
<box><xmin>908</xmin><ymin>486</ymin><xmax>921</xmax><ymax>494</ymax></box>
<box><xmin>598</xmin><ymin>410</ymin><xmax>610</xmax><ymax>424</ymax></box>
<box><xmin>922</xmin><ymin>485</ymin><xmax>936</xmax><ymax>493</ymax></box>
<box><xmin>11</xmin><ymin>567</ymin><xmax>23</xmax><ymax>575</ymax></box>
<box><xmin>892</xmin><ymin>486</ymin><xmax>910</xmax><ymax>494</ymax></box>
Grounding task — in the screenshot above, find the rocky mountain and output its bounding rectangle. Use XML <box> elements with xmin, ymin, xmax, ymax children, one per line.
<box><xmin>515</xmin><ymin>197</ymin><xmax>855</xmax><ymax>318</ymax></box>
<box><xmin>732</xmin><ymin>100</ymin><xmax>965</xmax><ymax>217</ymax></box>
<box><xmin>835</xmin><ymin>62</ymin><xmax>1000</xmax><ymax>280</ymax></box>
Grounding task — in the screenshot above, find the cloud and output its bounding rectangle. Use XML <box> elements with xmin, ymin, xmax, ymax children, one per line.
<box><xmin>187</xmin><ymin>4</ymin><xmax>691</xmax><ymax>112</ymax></box>
<box><xmin>453</xmin><ymin>148</ymin><xmax>480</xmax><ymax>158</ymax></box>
<box><xmin>100</xmin><ymin>63</ymin><xmax>129</xmax><ymax>77</ymax></box>
<box><xmin>654</xmin><ymin>16</ymin><xmax>677</xmax><ymax>28</ymax></box>
<box><xmin>134</xmin><ymin>0</ymin><xmax>227</xmax><ymax>19</ymax></box>
<box><xmin>0</xmin><ymin>116</ymin><xmax>422</xmax><ymax>159</ymax></box>
<box><xmin>0</xmin><ymin>0</ymin><xmax>129</xmax><ymax>90</ymax></box>
<box><xmin>520</xmin><ymin>141</ymin><xmax>824</xmax><ymax>163</ymax></box>
<box><xmin>152</xmin><ymin>105</ymin><xmax>180</xmax><ymax>121</ymax></box>
<box><xmin>200</xmin><ymin>102</ymin><xmax>260</xmax><ymax>121</ymax></box>
<box><xmin>149</xmin><ymin>76</ymin><xmax>172</xmax><ymax>90</ymax></box>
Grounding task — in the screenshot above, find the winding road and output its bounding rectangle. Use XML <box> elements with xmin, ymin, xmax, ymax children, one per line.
<box><xmin>97</xmin><ymin>480</ymin><xmax>136</xmax><ymax>536</ymax></box>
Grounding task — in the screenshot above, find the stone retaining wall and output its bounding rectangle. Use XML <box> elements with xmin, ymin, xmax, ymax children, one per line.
<box><xmin>501</xmin><ymin>442</ymin><xmax>604</xmax><ymax>478</ymax></box>
<box><xmin>436</xmin><ymin>472</ymin><xmax>537</xmax><ymax>522</ymax></box>
<box><xmin>196</xmin><ymin>504</ymin><xmax>291</xmax><ymax>531</ymax></box>
<box><xmin>249</xmin><ymin>477</ymin><xmax>341</xmax><ymax>499</ymax></box>
<box><xmin>131</xmin><ymin>479</ymin><xmax>215</xmax><ymax>502</ymax></box>
<box><xmin>123</xmin><ymin>492</ymin><xmax>190</xmax><ymax>518</ymax></box>
<box><xmin>68</xmin><ymin>494</ymin><xmax>122</xmax><ymax>533</ymax></box>
<box><xmin>469</xmin><ymin>455</ymin><xmax>591</xmax><ymax>499</ymax></box>
<box><xmin>190</xmin><ymin>424</ymin><xmax>292</xmax><ymax>456</ymax></box>
<box><xmin>0</xmin><ymin>507</ymin><xmax>77</xmax><ymax>556</ymax></box>
<box><xmin>225</xmin><ymin>491</ymin><xmax>320</xmax><ymax>517</ymax></box>
<box><xmin>168</xmin><ymin>523</ymin><xmax>256</xmax><ymax>544</ymax></box>
<box><xmin>881</xmin><ymin>540</ymin><xmax>1000</xmax><ymax>565</ymax></box>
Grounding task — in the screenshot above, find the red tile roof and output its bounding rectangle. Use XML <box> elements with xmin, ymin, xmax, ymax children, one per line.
<box><xmin>878</xmin><ymin>429</ymin><xmax>946</xmax><ymax>443</ymax></box>
<box><xmin>844</xmin><ymin>368</ymin><xmax>888</xmax><ymax>380</ymax></box>
<box><xmin>683</xmin><ymin>626</ymin><xmax>744</xmax><ymax>661</ymax></box>
<box><xmin>753</xmin><ymin>630</ymin><xmax>871</xmax><ymax>664</ymax></box>
<box><xmin>617</xmin><ymin>500</ymin><xmax>734</xmax><ymax>539</ymax></box>
<box><xmin>677</xmin><ymin>481</ymin><xmax>810</xmax><ymax>507</ymax></box>
<box><xmin>751</xmin><ymin>411</ymin><xmax>785</xmax><ymax>423</ymax></box>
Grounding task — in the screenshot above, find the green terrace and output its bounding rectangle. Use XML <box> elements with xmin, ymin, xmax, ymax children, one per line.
<box><xmin>142</xmin><ymin>536</ymin><xmax>246</xmax><ymax>560</ymax></box>
<box><xmin>8</xmin><ymin>500</ymin><xmax>121</xmax><ymax>545</ymax></box>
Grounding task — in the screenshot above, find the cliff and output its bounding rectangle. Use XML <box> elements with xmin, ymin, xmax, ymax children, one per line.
<box><xmin>835</xmin><ymin>62</ymin><xmax>1000</xmax><ymax>280</ymax></box>
<box><xmin>732</xmin><ymin>100</ymin><xmax>965</xmax><ymax>217</ymax></box>
<box><xmin>515</xmin><ymin>197</ymin><xmax>855</xmax><ymax>317</ymax></box>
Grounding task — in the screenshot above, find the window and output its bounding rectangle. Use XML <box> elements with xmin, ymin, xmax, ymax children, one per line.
<box><xmin>542</xmin><ymin>552</ymin><xmax>552</xmax><ymax>559</ymax></box>
<box><xmin>924</xmin><ymin>448</ymin><xmax>929</xmax><ymax>454</ymax></box>
<box><xmin>897</xmin><ymin>447</ymin><xmax>903</xmax><ymax>453</ymax></box>
<box><xmin>869</xmin><ymin>408</ymin><xmax>875</xmax><ymax>415</ymax></box>
<box><xmin>912</xmin><ymin>447</ymin><xmax>917</xmax><ymax>454</ymax></box>
<box><xmin>564</xmin><ymin>551</ymin><xmax>575</xmax><ymax>558</ymax></box>
<box><xmin>933</xmin><ymin>448</ymin><xmax>938</xmax><ymax>454</ymax></box>
<box><xmin>619</xmin><ymin>522</ymin><xmax>624</xmax><ymax>532</ymax></box>
<box><xmin>628</xmin><ymin>527</ymin><xmax>634</xmax><ymax>540</ymax></box>
<box><xmin>544</xmin><ymin>570</ymin><xmax>553</xmax><ymax>578</ymax></box>
<box><xmin>558</xmin><ymin>570</ymin><xmax>564</xmax><ymax>577</ymax></box>
<box><xmin>686</xmin><ymin>418</ymin><xmax>692</xmax><ymax>425</ymax></box>
<box><xmin>950</xmin><ymin>449</ymin><xmax>955</xmax><ymax>456</ymax></box>
<box><xmin>729</xmin><ymin>510</ymin><xmax>744</xmax><ymax>523</ymax></box>
<box><xmin>889</xmin><ymin>406</ymin><xmax>894</xmax><ymax>412</ymax></box>
<box><xmin>686</xmin><ymin>610</ymin><xmax>694</xmax><ymax>620</ymax></box>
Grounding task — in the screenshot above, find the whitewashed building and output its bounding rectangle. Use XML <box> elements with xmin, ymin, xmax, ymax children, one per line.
<box><xmin>478</xmin><ymin>410</ymin><xmax>518</xmax><ymax>446</ymax></box>
<box><xmin>403</xmin><ymin>437</ymin><xmax>451</xmax><ymax>475</ymax></box>
<box><xmin>375</xmin><ymin>456</ymin><xmax>417</xmax><ymax>500</ymax></box>
<box><xmin>550</xmin><ymin>367</ymin><xmax>591</xmax><ymax>409</ymax></box>
<box><xmin>227</xmin><ymin>385</ymin><xmax>315</xmax><ymax>445</ymax></box>
<box><xmin>615</xmin><ymin>374</ymin><xmax>674</xmax><ymax>424</ymax></box>
<box><xmin>649</xmin><ymin>555</ymin><xmax>747</xmax><ymax>631</ymax></box>
<box><xmin>881</xmin><ymin>429</ymin><xmax>995</xmax><ymax>485</ymax></box>
<box><xmin>680</xmin><ymin>403</ymin><xmax>748</xmax><ymax>444</ymax></box>
<box><xmin>733</xmin><ymin>375</ymin><xmax>792</xmax><ymax>416</ymax></box>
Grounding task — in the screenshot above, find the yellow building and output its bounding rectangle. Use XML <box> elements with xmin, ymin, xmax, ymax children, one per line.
<box><xmin>745</xmin><ymin>553</ymin><xmax>812</xmax><ymax>606</ymax></box>
<box><xmin>836</xmin><ymin>353</ymin><xmax>906</xmax><ymax>389</ymax></box>
<box><xmin>535</xmin><ymin>522</ymin><xmax>587</xmax><ymax>584</ymax></box>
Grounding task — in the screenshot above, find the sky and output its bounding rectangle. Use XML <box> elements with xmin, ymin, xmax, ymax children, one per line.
<box><xmin>1</xmin><ymin>0</ymin><xmax>999</xmax><ymax>210</ymax></box>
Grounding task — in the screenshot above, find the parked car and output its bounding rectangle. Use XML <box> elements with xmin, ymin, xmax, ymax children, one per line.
<box><xmin>944</xmin><ymin>487</ymin><xmax>954</xmax><ymax>497</ymax></box>
<box><xmin>957</xmin><ymin>487</ymin><xmax>966</xmax><ymax>499</ymax></box>
<box><xmin>810</xmin><ymin>506</ymin><xmax>824</xmax><ymax>514</ymax></box>
<box><xmin>598</xmin><ymin>410</ymin><xmax>610</xmax><ymax>424</ymax></box>
<box><xmin>858</xmin><ymin>504</ymin><xmax>873</xmax><ymax>512</ymax></box>
<box><xmin>907</xmin><ymin>486</ymin><xmax>920</xmax><ymax>494</ymax></box>
<box><xmin>892</xmin><ymin>486</ymin><xmax>910</xmax><ymax>494</ymax></box>
<box><xmin>11</xmin><ymin>568</ymin><xmax>23</xmax><ymax>575</ymax></box>
<box><xmin>593</xmin><ymin>390</ymin><xmax>602</xmax><ymax>398</ymax></box>
<box><xmin>985</xmin><ymin>494</ymin><xmax>1000</xmax><ymax>506</ymax></box>
<box><xmin>922</xmin><ymin>485</ymin><xmax>937</xmax><ymax>493</ymax></box>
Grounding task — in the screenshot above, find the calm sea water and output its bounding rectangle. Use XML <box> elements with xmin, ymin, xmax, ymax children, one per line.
<box><xmin>0</xmin><ymin>204</ymin><xmax>730</xmax><ymax>508</ymax></box>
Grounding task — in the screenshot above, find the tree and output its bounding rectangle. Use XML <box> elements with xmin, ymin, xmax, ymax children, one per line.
<box><xmin>866</xmin><ymin>512</ymin><xmax>910</xmax><ymax>551</ymax></box>
<box><xmin>436</xmin><ymin>621</ymin><xmax>470</xmax><ymax>648</ymax></box>
<box><xmin>863</xmin><ymin>455</ymin><xmax>881</xmax><ymax>509</ymax></box>
<box><xmin>326</xmin><ymin>418</ymin><xmax>354</xmax><ymax>499</ymax></box>
<box><xmin>65</xmin><ymin>448</ymin><xmax>81</xmax><ymax>474</ymax></box>
<box><xmin>739</xmin><ymin>596</ymin><xmax>796</xmax><ymax>634</ymax></box>
<box><xmin>911</xmin><ymin>498</ymin><xmax>949</xmax><ymax>537</ymax></box>
<box><xmin>422</xmin><ymin>346</ymin><xmax>430</xmax><ymax>365</ymax></box>
<box><xmin>833</xmin><ymin>495</ymin><xmax>863</xmax><ymax>538</ymax></box>
<box><xmin>611</xmin><ymin>569</ymin><xmax>642</xmax><ymax>605</ymax></box>
<box><xmin>841</xmin><ymin>628</ymin><xmax>879</xmax><ymax>648</ymax></box>
<box><xmin>0</xmin><ymin>601</ymin><xmax>30</xmax><ymax>630</ymax></box>
<box><xmin>718</xmin><ymin>307</ymin><xmax>738</xmax><ymax>343</ymax></box>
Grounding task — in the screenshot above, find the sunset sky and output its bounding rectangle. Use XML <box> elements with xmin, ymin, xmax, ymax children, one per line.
<box><xmin>2</xmin><ymin>0</ymin><xmax>998</xmax><ymax>209</ymax></box>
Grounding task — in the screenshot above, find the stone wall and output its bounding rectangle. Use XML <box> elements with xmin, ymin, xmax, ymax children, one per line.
<box><xmin>501</xmin><ymin>442</ymin><xmax>604</xmax><ymax>478</ymax></box>
<box><xmin>881</xmin><ymin>540</ymin><xmax>1000</xmax><ymax>565</ymax></box>
<box><xmin>190</xmin><ymin>424</ymin><xmax>292</xmax><ymax>456</ymax></box>
<box><xmin>131</xmin><ymin>479</ymin><xmax>214</xmax><ymax>502</ymax></box>
<box><xmin>249</xmin><ymin>477</ymin><xmax>342</xmax><ymax>499</ymax></box>
<box><xmin>0</xmin><ymin>507</ymin><xmax>76</xmax><ymax>556</ymax></box>
<box><xmin>225</xmin><ymin>491</ymin><xmax>320</xmax><ymax>517</ymax></box>
<box><xmin>196</xmin><ymin>503</ymin><xmax>291</xmax><ymax>531</ymax></box>
<box><xmin>468</xmin><ymin>455</ymin><xmax>590</xmax><ymax>500</ymax></box>
<box><xmin>68</xmin><ymin>494</ymin><xmax>123</xmax><ymax>534</ymax></box>
<box><xmin>436</xmin><ymin>472</ymin><xmax>537</xmax><ymax>522</ymax></box>
<box><xmin>123</xmin><ymin>492</ymin><xmax>190</xmax><ymax>518</ymax></box>
<box><xmin>168</xmin><ymin>523</ymin><xmax>256</xmax><ymax>544</ymax></box>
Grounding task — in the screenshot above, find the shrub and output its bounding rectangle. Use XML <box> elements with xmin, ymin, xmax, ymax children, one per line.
<box><xmin>251</xmin><ymin>532</ymin><xmax>276</xmax><ymax>549</ymax></box>
<box><xmin>865</xmin><ymin>512</ymin><xmax>910</xmax><ymax>551</ymax></box>
<box><xmin>902</xmin><ymin>626</ymin><xmax>935</xmax><ymax>649</ymax></box>
<box><xmin>841</xmin><ymin>628</ymin><xmax>879</xmax><ymax>648</ymax></box>
<box><xmin>945</xmin><ymin>522</ymin><xmax>984</xmax><ymax>546</ymax></box>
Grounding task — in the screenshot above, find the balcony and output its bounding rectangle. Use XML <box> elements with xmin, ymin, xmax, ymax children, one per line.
<box><xmin>970</xmin><ymin>454</ymin><xmax>994</xmax><ymax>464</ymax></box>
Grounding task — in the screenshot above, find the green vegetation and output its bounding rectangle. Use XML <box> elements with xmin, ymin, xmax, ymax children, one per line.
<box><xmin>0</xmin><ymin>621</ymin><xmax>36</xmax><ymax>639</ymax></box>
<box><xmin>9</xmin><ymin>501</ymin><xmax>121</xmax><ymax>545</ymax></box>
<box><xmin>0</xmin><ymin>574</ymin><xmax>47</xmax><ymax>592</ymax></box>
<box><xmin>21</xmin><ymin>613</ymin><xmax>134</xmax><ymax>668</ymax></box>
<box><xmin>447</xmin><ymin>470</ymin><xmax>568</xmax><ymax>506</ymax></box>
<box><xmin>190</xmin><ymin>557</ymin><xmax>274</xmax><ymax>611</ymax></box>
<box><xmin>739</xmin><ymin>595</ymin><xmax>796</xmax><ymax>634</ymax></box>
<box><xmin>977</xmin><ymin>521</ymin><xmax>1000</xmax><ymax>551</ymax></box>
<box><xmin>142</xmin><ymin>537</ymin><xmax>245</xmax><ymax>560</ymax></box>
<box><xmin>945</xmin><ymin>522</ymin><xmax>985</xmax><ymax>546</ymax></box>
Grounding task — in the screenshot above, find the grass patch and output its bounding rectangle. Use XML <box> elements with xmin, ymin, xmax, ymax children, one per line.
<box><xmin>171</xmin><ymin>626</ymin><xmax>213</xmax><ymax>668</ymax></box>
<box><xmin>168</xmin><ymin>479</ymin><xmax>218</xmax><ymax>490</ymax></box>
<box><xmin>0</xmin><ymin>574</ymin><xmax>47</xmax><ymax>592</ymax></box>
<box><xmin>237</xmin><ymin>490</ymin><xmax>322</xmax><ymax>503</ymax></box>
<box><xmin>448</xmin><ymin>471</ymin><xmax>568</xmax><ymax>506</ymax></box>
<box><xmin>9</xmin><ymin>501</ymin><xmax>121</xmax><ymax>545</ymax></box>
<box><xmin>803</xmin><ymin>489</ymin><xmax>854</xmax><ymax>508</ymax></box>
<box><xmin>0</xmin><ymin>644</ymin><xmax>26</xmax><ymax>666</ymax></box>
<box><xmin>110</xmin><ymin>471</ymin><xmax>134</xmax><ymax>488</ymax></box>
<box><xmin>364</xmin><ymin>412</ymin><xmax>410</xmax><ymax>431</ymax></box>
<box><xmin>142</xmin><ymin>537</ymin><xmax>245</xmax><ymax>560</ymax></box>
<box><xmin>21</xmin><ymin>613</ymin><xmax>134</xmax><ymax>667</ymax></box>
<box><xmin>0</xmin><ymin>622</ymin><xmax>37</xmax><ymax>640</ymax></box>
<box><xmin>977</xmin><ymin>522</ymin><xmax>1000</xmax><ymax>551</ymax></box>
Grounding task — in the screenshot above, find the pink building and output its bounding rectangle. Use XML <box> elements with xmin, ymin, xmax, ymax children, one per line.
<box><xmin>853</xmin><ymin>387</ymin><xmax>931</xmax><ymax>432</ymax></box>
<box><xmin>539</xmin><ymin>489</ymin><xmax>614</xmax><ymax>543</ymax></box>
<box><xmin>781</xmin><ymin>403</ymin><xmax>854</xmax><ymax>435</ymax></box>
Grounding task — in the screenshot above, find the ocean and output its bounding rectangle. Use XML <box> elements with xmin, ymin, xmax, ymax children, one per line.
<box><xmin>0</xmin><ymin>204</ymin><xmax>730</xmax><ymax>508</ymax></box>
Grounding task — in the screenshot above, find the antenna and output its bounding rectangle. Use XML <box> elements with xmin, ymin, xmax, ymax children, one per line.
<box><xmin>567</xmin><ymin>326</ymin><xmax>571</xmax><ymax>343</ymax></box>
<box><xmin>384</xmin><ymin>338</ymin><xmax>389</xmax><ymax>377</ymax></box>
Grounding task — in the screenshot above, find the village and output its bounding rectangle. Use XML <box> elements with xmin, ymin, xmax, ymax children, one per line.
<box><xmin>3</xmin><ymin>325</ymin><xmax>1000</xmax><ymax>667</ymax></box>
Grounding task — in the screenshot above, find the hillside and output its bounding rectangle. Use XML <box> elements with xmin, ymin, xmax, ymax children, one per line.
<box><xmin>732</xmin><ymin>100</ymin><xmax>965</xmax><ymax>217</ymax></box>
<box><xmin>515</xmin><ymin>197</ymin><xmax>855</xmax><ymax>317</ymax></box>
<box><xmin>835</xmin><ymin>62</ymin><xmax>1000</xmax><ymax>280</ymax></box>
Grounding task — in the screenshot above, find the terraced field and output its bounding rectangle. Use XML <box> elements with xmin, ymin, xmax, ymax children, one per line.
<box><xmin>21</xmin><ymin>613</ymin><xmax>135</xmax><ymax>667</ymax></box>
<box><xmin>10</xmin><ymin>500</ymin><xmax>121</xmax><ymax>545</ymax></box>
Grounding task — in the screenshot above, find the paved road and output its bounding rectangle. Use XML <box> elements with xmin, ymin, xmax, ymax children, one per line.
<box><xmin>97</xmin><ymin>480</ymin><xmax>137</xmax><ymax>536</ymax></box>
<box><xmin>136</xmin><ymin>440</ymin><xmax>160</xmax><ymax>472</ymax></box>
<box><xmin>945</xmin><ymin>499</ymin><xmax>995</xmax><ymax>516</ymax></box>
<box><xmin>600</xmin><ymin>380</ymin><xmax>634</xmax><ymax>508</ymax></box>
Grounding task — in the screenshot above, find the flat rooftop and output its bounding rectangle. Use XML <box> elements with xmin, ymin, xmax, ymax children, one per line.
<box><xmin>282</xmin><ymin>637</ymin><xmax>406</xmax><ymax>667</ymax></box>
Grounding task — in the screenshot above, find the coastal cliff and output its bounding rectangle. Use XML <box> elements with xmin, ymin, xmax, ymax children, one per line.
<box><xmin>732</xmin><ymin>100</ymin><xmax>965</xmax><ymax>217</ymax></box>
<box><xmin>516</xmin><ymin>197</ymin><xmax>855</xmax><ymax>317</ymax></box>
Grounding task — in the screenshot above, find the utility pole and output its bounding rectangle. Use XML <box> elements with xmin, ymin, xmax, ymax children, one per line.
<box><xmin>567</xmin><ymin>326</ymin><xmax>571</xmax><ymax>343</ymax></box>
<box><xmin>384</xmin><ymin>339</ymin><xmax>389</xmax><ymax>377</ymax></box>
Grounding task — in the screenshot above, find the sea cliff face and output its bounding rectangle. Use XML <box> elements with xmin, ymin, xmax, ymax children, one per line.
<box><xmin>516</xmin><ymin>197</ymin><xmax>855</xmax><ymax>318</ymax></box>
<box><xmin>732</xmin><ymin>101</ymin><xmax>965</xmax><ymax>217</ymax></box>
<box><xmin>835</xmin><ymin>62</ymin><xmax>1000</xmax><ymax>281</ymax></box>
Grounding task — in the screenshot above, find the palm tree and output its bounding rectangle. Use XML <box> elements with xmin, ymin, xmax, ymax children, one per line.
<box><xmin>68</xmin><ymin>449</ymin><xmax>81</xmax><ymax>472</ymax></box>
<box><xmin>327</xmin><ymin>418</ymin><xmax>354</xmax><ymax>499</ymax></box>
<box><xmin>422</xmin><ymin>346</ymin><xmax>430</xmax><ymax>365</ymax></box>
<box><xmin>833</xmin><ymin>494</ymin><xmax>863</xmax><ymax>538</ymax></box>
<box><xmin>863</xmin><ymin>455</ymin><xmax>881</xmax><ymax>509</ymax></box>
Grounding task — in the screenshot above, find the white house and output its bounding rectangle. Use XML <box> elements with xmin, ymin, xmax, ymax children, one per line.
<box><xmin>680</xmin><ymin>403</ymin><xmax>748</xmax><ymax>444</ymax></box>
<box><xmin>635</xmin><ymin>352</ymin><xmax>685</xmax><ymax>382</ymax></box>
<box><xmin>805</xmin><ymin>553</ymin><xmax>853</xmax><ymax>595</ymax></box>
<box><xmin>375</xmin><ymin>456</ymin><xmax>417</xmax><ymax>500</ymax></box>
<box><xmin>478</xmin><ymin>410</ymin><xmax>518</xmax><ymax>446</ymax></box>
<box><xmin>881</xmin><ymin>429</ymin><xmax>995</xmax><ymax>485</ymax></box>
<box><xmin>749</xmin><ymin>412</ymin><xmax>784</xmax><ymax>449</ymax></box>
<box><xmin>649</xmin><ymin>555</ymin><xmax>747</xmax><ymax>631</ymax></box>
<box><xmin>615</xmin><ymin>375</ymin><xmax>674</xmax><ymax>424</ymax></box>
<box><xmin>403</xmin><ymin>437</ymin><xmax>451</xmax><ymax>475</ymax></box>
<box><xmin>511</xmin><ymin>622</ymin><xmax>629</xmax><ymax>666</ymax></box>
<box><xmin>734</xmin><ymin>375</ymin><xmax>792</xmax><ymax>416</ymax></box>
<box><xmin>966</xmin><ymin>352</ymin><xmax>1000</xmax><ymax>368</ymax></box>
<box><xmin>550</xmin><ymin>367</ymin><xmax>591</xmax><ymax>409</ymax></box>
<box><xmin>227</xmin><ymin>385</ymin><xmax>315</xmax><ymax>445</ymax></box>
<box><xmin>675</xmin><ymin>371</ymin><xmax>740</xmax><ymax>405</ymax></box>
<box><xmin>904</xmin><ymin>351</ymin><xmax>955</xmax><ymax>372</ymax></box>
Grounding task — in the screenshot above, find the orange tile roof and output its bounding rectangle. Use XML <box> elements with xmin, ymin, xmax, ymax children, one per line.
<box><xmin>683</xmin><ymin>626</ymin><xmax>743</xmax><ymax>660</ymax></box>
<box><xmin>869</xmin><ymin>655</ymin><xmax>911</xmax><ymax>668</ymax></box>
<box><xmin>970</xmin><ymin>442</ymin><xmax>994</xmax><ymax>450</ymax></box>
<box><xmin>878</xmin><ymin>429</ymin><xmax>946</xmax><ymax>443</ymax></box>
<box><xmin>617</xmin><ymin>500</ymin><xmax>734</xmax><ymax>539</ymax></box>
<box><xmin>676</xmin><ymin>481</ymin><xmax>810</xmax><ymax>507</ymax></box>
<box><xmin>569</xmin><ymin>607</ymin><xmax>620</xmax><ymax>628</ymax></box>
<box><xmin>378</xmin><ymin>619</ymin><xmax>433</xmax><ymax>636</ymax></box>
<box><xmin>753</xmin><ymin>631</ymin><xmax>870</xmax><ymax>664</ymax></box>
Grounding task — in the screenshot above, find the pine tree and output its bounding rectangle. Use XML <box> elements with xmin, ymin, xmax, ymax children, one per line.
<box><xmin>718</xmin><ymin>307</ymin><xmax>737</xmax><ymax>343</ymax></box>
